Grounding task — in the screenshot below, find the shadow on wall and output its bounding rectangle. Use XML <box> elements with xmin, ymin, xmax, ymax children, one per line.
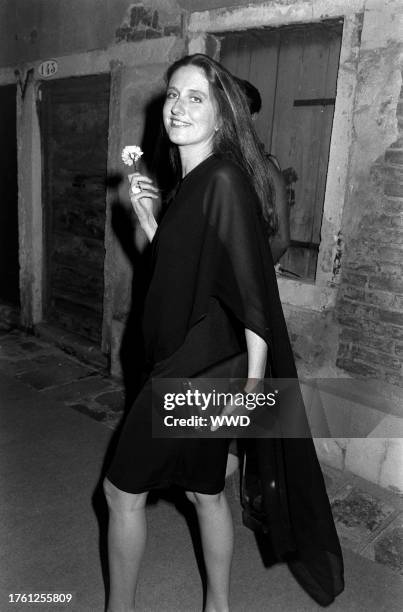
<box><xmin>108</xmin><ymin>91</ymin><xmax>176</xmax><ymax>409</ymax></box>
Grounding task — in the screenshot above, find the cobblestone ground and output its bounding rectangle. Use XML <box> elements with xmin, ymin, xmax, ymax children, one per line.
<box><xmin>1</xmin><ymin>329</ymin><xmax>402</xmax><ymax>578</ymax></box>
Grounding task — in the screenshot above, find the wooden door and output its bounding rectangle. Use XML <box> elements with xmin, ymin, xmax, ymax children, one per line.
<box><xmin>40</xmin><ymin>75</ymin><xmax>110</xmax><ymax>343</ymax></box>
<box><xmin>219</xmin><ymin>22</ymin><xmax>342</xmax><ymax>280</ymax></box>
<box><xmin>0</xmin><ymin>85</ymin><xmax>19</xmax><ymax>305</ymax></box>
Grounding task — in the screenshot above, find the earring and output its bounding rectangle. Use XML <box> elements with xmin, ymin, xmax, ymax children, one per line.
<box><xmin>214</xmin><ymin>126</ymin><xmax>219</xmax><ymax>132</ymax></box>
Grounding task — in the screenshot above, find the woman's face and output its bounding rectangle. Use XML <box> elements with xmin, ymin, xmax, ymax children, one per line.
<box><xmin>163</xmin><ymin>65</ymin><xmax>218</xmax><ymax>153</ymax></box>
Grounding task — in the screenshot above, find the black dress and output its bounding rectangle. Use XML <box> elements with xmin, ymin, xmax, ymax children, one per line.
<box><xmin>106</xmin><ymin>154</ymin><xmax>344</xmax><ymax>605</ymax></box>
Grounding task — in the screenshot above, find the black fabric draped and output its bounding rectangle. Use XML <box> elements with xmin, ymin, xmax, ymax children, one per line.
<box><xmin>142</xmin><ymin>154</ymin><xmax>271</xmax><ymax>366</ymax></box>
<box><xmin>142</xmin><ymin>154</ymin><xmax>344</xmax><ymax>606</ymax></box>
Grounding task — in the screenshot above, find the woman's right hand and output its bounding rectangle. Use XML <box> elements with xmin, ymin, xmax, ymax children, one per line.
<box><xmin>128</xmin><ymin>172</ymin><xmax>160</xmax><ymax>242</ymax></box>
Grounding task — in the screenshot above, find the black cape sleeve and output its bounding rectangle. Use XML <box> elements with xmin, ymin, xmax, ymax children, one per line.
<box><xmin>188</xmin><ymin>160</ymin><xmax>273</xmax><ymax>353</ymax></box>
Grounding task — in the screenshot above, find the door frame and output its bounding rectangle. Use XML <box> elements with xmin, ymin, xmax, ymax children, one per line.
<box><xmin>188</xmin><ymin>2</ymin><xmax>362</xmax><ymax>312</ymax></box>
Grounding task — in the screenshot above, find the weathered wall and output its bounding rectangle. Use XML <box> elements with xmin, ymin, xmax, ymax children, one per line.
<box><xmin>2</xmin><ymin>0</ymin><xmax>402</xmax><ymax>396</ymax></box>
<box><xmin>336</xmin><ymin>0</ymin><xmax>403</xmax><ymax>388</ymax></box>
<box><xmin>0</xmin><ymin>0</ymin><xmax>184</xmax><ymax>67</ymax></box>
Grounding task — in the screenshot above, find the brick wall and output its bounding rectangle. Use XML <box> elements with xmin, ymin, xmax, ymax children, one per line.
<box><xmin>336</xmin><ymin>82</ymin><xmax>403</xmax><ymax>387</ymax></box>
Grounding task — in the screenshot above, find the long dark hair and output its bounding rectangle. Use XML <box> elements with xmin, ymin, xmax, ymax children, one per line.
<box><xmin>165</xmin><ymin>53</ymin><xmax>278</xmax><ymax>235</ymax></box>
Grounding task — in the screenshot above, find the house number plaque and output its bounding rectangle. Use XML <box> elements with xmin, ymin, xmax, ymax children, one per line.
<box><xmin>38</xmin><ymin>60</ymin><xmax>58</xmax><ymax>78</ymax></box>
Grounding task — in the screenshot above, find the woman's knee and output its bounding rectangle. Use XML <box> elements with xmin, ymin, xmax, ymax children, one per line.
<box><xmin>103</xmin><ymin>477</ymin><xmax>147</xmax><ymax>513</ymax></box>
<box><xmin>185</xmin><ymin>490</ymin><xmax>224</xmax><ymax>507</ymax></box>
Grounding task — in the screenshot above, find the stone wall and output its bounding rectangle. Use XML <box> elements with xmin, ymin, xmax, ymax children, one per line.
<box><xmin>336</xmin><ymin>1</ymin><xmax>403</xmax><ymax>389</ymax></box>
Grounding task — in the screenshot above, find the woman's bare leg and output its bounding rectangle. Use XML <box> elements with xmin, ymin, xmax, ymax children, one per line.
<box><xmin>186</xmin><ymin>490</ymin><xmax>233</xmax><ymax>612</ymax></box>
<box><xmin>103</xmin><ymin>477</ymin><xmax>148</xmax><ymax>612</ymax></box>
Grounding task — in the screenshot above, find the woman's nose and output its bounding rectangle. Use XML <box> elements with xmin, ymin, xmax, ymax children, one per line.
<box><xmin>171</xmin><ymin>97</ymin><xmax>184</xmax><ymax>115</ymax></box>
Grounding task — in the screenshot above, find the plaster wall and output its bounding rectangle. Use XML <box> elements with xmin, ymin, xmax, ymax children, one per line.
<box><xmin>0</xmin><ymin>0</ymin><xmax>184</xmax><ymax>67</ymax></box>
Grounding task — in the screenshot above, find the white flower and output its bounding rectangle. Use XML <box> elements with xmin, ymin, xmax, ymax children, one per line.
<box><xmin>121</xmin><ymin>145</ymin><xmax>143</xmax><ymax>166</ymax></box>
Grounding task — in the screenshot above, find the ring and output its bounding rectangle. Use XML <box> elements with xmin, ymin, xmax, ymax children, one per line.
<box><xmin>131</xmin><ymin>182</ymin><xmax>142</xmax><ymax>195</ymax></box>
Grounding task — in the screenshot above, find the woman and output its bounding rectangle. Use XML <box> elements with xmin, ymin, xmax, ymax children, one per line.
<box><xmin>104</xmin><ymin>54</ymin><xmax>343</xmax><ymax>612</ymax></box>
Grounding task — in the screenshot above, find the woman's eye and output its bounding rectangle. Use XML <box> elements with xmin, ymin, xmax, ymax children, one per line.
<box><xmin>166</xmin><ymin>91</ymin><xmax>177</xmax><ymax>99</ymax></box>
<box><xmin>190</xmin><ymin>96</ymin><xmax>202</xmax><ymax>103</ymax></box>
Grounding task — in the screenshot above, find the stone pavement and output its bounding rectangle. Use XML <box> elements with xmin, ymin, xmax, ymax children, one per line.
<box><xmin>0</xmin><ymin>329</ymin><xmax>125</xmax><ymax>431</ymax></box>
<box><xmin>1</xmin><ymin>329</ymin><xmax>403</xmax><ymax>611</ymax></box>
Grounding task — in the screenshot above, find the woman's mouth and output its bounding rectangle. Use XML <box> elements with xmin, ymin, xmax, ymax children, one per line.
<box><xmin>170</xmin><ymin>118</ymin><xmax>190</xmax><ymax>128</ymax></box>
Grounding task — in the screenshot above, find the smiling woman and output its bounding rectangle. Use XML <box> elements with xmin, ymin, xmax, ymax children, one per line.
<box><xmin>103</xmin><ymin>53</ymin><xmax>343</xmax><ymax>612</ymax></box>
<box><xmin>163</xmin><ymin>65</ymin><xmax>219</xmax><ymax>175</ymax></box>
